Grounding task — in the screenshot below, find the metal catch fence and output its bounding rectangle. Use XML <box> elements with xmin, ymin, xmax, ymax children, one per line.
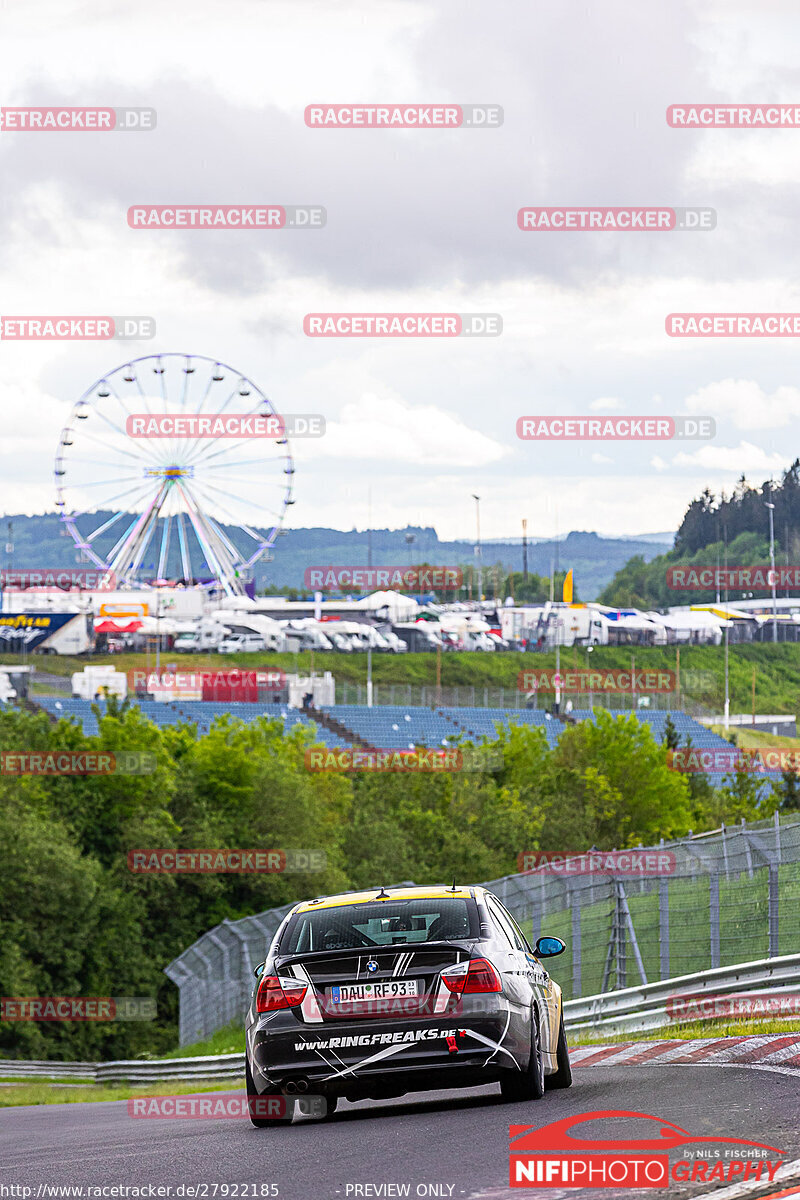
<box><xmin>165</xmin><ymin>813</ymin><xmax>800</xmax><ymax>1046</ymax></box>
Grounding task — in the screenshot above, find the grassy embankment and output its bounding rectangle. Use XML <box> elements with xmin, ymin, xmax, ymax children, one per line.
<box><xmin>8</xmin><ymin>643</ymin><xmax>800</xmax><ymax>714</ymax></box>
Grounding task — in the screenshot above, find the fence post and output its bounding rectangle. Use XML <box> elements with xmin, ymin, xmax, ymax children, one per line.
<box><xmin>570</xmin><ymin>881</ymin><xmax>582</xmax><ymax>999</ymax></box>
<box><xmin>769</xmin><ymin>865</ymin><xmax>780</xmax><ymax>957</ymax></box>
<box><xmin>659</xmin><ymin>877</ymin><xmax>670</xmax><ymax>979</ymax></box>
<box><xmin>614</xmin><ymin>882</ymin><xmax>627</xmax><ymax>990</ymax></box>
<box><xmin>742</xmin><ymin>818</ymin><xmax>754</xmax><ymax>878</ymax></box>
<box><xmin>709</xmin><ymin>870</ymin><xmax>720</xmax><ymax>969</ymax></box>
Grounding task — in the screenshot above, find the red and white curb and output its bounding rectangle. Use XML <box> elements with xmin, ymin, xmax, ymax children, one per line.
<box><xmin>572</xmin><ymin>1033</ymin><xmax>800</xmax><ymax>1074</ymax></box>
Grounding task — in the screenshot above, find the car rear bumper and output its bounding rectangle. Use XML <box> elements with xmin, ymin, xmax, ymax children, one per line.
<box><xmin>248</xmin><ymin>1003</ymin><xmax>528</xmax><ymax>1100</ymax></box>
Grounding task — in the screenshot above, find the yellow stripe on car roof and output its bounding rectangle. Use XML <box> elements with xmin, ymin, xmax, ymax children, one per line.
<box><xmin>294</xmin><ymin>886</ymin><xmax>474</xmax><ymax>913</ymax></box>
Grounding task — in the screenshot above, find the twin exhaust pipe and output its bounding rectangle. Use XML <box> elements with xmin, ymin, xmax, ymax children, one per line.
<box><xmin>284</xmin><ymin>1079</ymin><xmax>309</xmax><ymax>1094</ymax></box>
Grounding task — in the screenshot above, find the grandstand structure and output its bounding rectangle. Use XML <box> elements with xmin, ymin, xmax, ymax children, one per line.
<box><xmin>27</xmin><ymin>696</ymin><xmax>754</xmax><ymax>788</ymax></box>
<box><xmin>32</xmin><ymin>696</ymin><xmax>345</xmax><ymax>747</ymax></box>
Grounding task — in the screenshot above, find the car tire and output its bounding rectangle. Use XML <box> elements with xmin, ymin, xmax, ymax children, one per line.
<box><xmin>500</xmin><ymin>1011</ymin><xmax>545</xmax><ymax>1102</ymax></box>
<box><xmin>246</xmin><ymin>1059</ymin><xmax>290</xmax><ymax>1127</ymax></box>
<box><xmin>545</xmin><ymin>1015</ymin><xmax>573</xmax><ymax>1090</ymax></box>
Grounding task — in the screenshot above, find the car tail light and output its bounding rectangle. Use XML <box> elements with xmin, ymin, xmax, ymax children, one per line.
<box><xmin>255</xmin><ymin>975</ymin><xmax>308</xmax><ymax>1013</ymax></box>
<box><xmin>440</xmin><ymin>958</ymin><xmax>502</xmax><ymax>995</ymax></box>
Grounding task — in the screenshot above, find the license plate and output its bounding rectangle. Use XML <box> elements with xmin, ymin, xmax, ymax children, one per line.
<box><xmin>329</xmin><ymin>979</ymin><xmax>421</xmax><ymax>1003</ymax></box>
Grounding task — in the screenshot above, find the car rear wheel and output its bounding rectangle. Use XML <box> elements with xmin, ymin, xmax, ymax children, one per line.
<box><xmin>545</xmin><ymin>1014</ymin><xmax>573</xmax><ymax>1089</ymax></box>
<box><xmin>246</xmin><ymin>1060</ymin><xmax>290</xmax><ymax>1127</ymax></box>
<box><xmin>500</xmin><ymin>1011</ymin><xmax>545</xmax><ymax>1102</ymax></box>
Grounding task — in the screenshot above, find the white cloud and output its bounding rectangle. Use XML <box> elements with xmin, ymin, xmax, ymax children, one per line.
<box><xmin>684</xmin><ymin>379</ymin><xmax>800</xmax><ymax>431</ymax></box>
<box><xmin>590</xmin><ymin>397</ymin><xmax>623</xmax><ymax>411</ymax></box>
<box><xmin>671</xmin><ymin>441</ymin><xmax>786</xmax><ymax>472</ymax></box>
<box><xmin>304</xmin><ymin>393</ymin><xmax>506</xmax><ymax>467</ymax></box>
<box><xmin>591</xmin><ymin>452</ymin><xmax>613</xmax><ymax>464</ymax></box>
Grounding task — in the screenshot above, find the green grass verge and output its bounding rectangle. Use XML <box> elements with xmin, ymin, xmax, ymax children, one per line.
<box><xmin>0</xmin><ymin>1078</ymin><xmax>244</xmax><ymax>1107</ymax></box>
<box><xmin>162</xmin><ymin>1020</ymin><xmax>244</xmax><ymax>1058</ymax></box>
<box><xmin>9</xmin><ymin>643</ymin><xmax>800</xmax><ymax>713</ymax></box>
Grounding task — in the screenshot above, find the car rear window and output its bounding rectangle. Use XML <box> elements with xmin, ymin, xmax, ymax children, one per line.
<box><xmin>280</xmin><ymin>897</ymin><xmax>478</xmax><ymax>954</ymax></box>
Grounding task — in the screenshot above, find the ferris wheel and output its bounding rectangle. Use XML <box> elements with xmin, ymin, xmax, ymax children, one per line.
<box><xmin>54</xmin><ymin>353</ymin><xmax>295</xmax><ymax>596</ymax></box>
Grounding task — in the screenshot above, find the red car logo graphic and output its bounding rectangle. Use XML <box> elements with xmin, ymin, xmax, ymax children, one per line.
<box><xmin>510</xmin><ymin>1109</ymin><xmax>783</xmax><ymax>1154</ymax></box>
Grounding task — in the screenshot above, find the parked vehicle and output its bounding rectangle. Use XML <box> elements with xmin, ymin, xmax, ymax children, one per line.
<box><xmin>280</xmin><ymin>620</ymin><xmax>335</xmax><ymax>652</ymax></box>
<box><xmin>380</xmin><ymin>630</ymin><xmax>407</xmax><ymax>653</ymax></box>
<box><xmin>392</xmin><ymin>622</ymin><xmax>442</xmax><ymax>652</ymax></box>
<box><xmin>218</xmin><ymin>632</ymin><xmax>267</xmax><ymax>654</ymax></box>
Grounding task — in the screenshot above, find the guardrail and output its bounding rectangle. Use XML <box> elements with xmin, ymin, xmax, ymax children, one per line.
<box><xmin>0</xmin><ymin>1052</ymin><xmax>245</xmax><ymax>1083</ymax></box>
<box><xmin>562</xmin><ymin>950</ymin><xmax>800</xmax><ymax>1037</ymax></box>
<box><xmin>4</xmin><ymin>951</ymin><xmax>800</xmax><ymax>1082</ymax></box>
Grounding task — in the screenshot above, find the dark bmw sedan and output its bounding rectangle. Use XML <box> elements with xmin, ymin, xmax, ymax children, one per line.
<box><xmin>244</xmin><ymin>884</ymin><xmax>572</xmax><ymax>1125</ymax></box>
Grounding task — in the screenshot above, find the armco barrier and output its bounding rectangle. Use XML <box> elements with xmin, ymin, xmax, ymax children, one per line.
<box><xmin>0</xmin><ymin>1052</ymin><xmax>245</xmax><ymax>1083</ymax></box>
<box><xmin>562</xmin><ymin>950</ymin><xmax>800</xmax><ymax>1038</ymax></box>
<box><xmin>5</xmin><ymin>953</ymin><xmax>800</xmax><ymax>1080</ymax></box>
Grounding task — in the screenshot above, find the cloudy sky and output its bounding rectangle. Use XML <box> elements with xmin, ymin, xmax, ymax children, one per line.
<box><xmin>1</xmin><ymin>0</ymin><xmax>799</xmax><ymax>545</ymax></box>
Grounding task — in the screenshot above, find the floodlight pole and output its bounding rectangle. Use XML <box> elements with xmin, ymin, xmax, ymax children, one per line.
<box><xmin>766</xmin><ymin>496</ymin><xmax>777</xmax><ymax>643</ymax></box>
<box><xmin>472</xmin><ymin>494</ymin><xmax>482</xmax><ymax>604</ymax></box>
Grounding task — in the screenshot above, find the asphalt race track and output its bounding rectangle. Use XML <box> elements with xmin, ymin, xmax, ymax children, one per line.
<box><xmin>2</xmin><ymin>1065</ymin><xmax>800</xmax><ymax>1200</ymax></box>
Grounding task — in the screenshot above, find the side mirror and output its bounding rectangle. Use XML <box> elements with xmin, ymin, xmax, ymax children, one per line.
<box><xmin>535</xmin><ymin>936</ymin><xmax>566</xmax><ymax>959</ymax></box>
<box><xmin>253</xmin><ymin>962</ymin><xmax>266</xmax><ymax>979</ymax></box>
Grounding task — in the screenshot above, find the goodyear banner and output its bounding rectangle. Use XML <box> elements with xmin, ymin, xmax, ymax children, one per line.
<box><xmin>0</xmin><ymin>612</ymin><xmax>75</xmax><ymax>649</ymax></box>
